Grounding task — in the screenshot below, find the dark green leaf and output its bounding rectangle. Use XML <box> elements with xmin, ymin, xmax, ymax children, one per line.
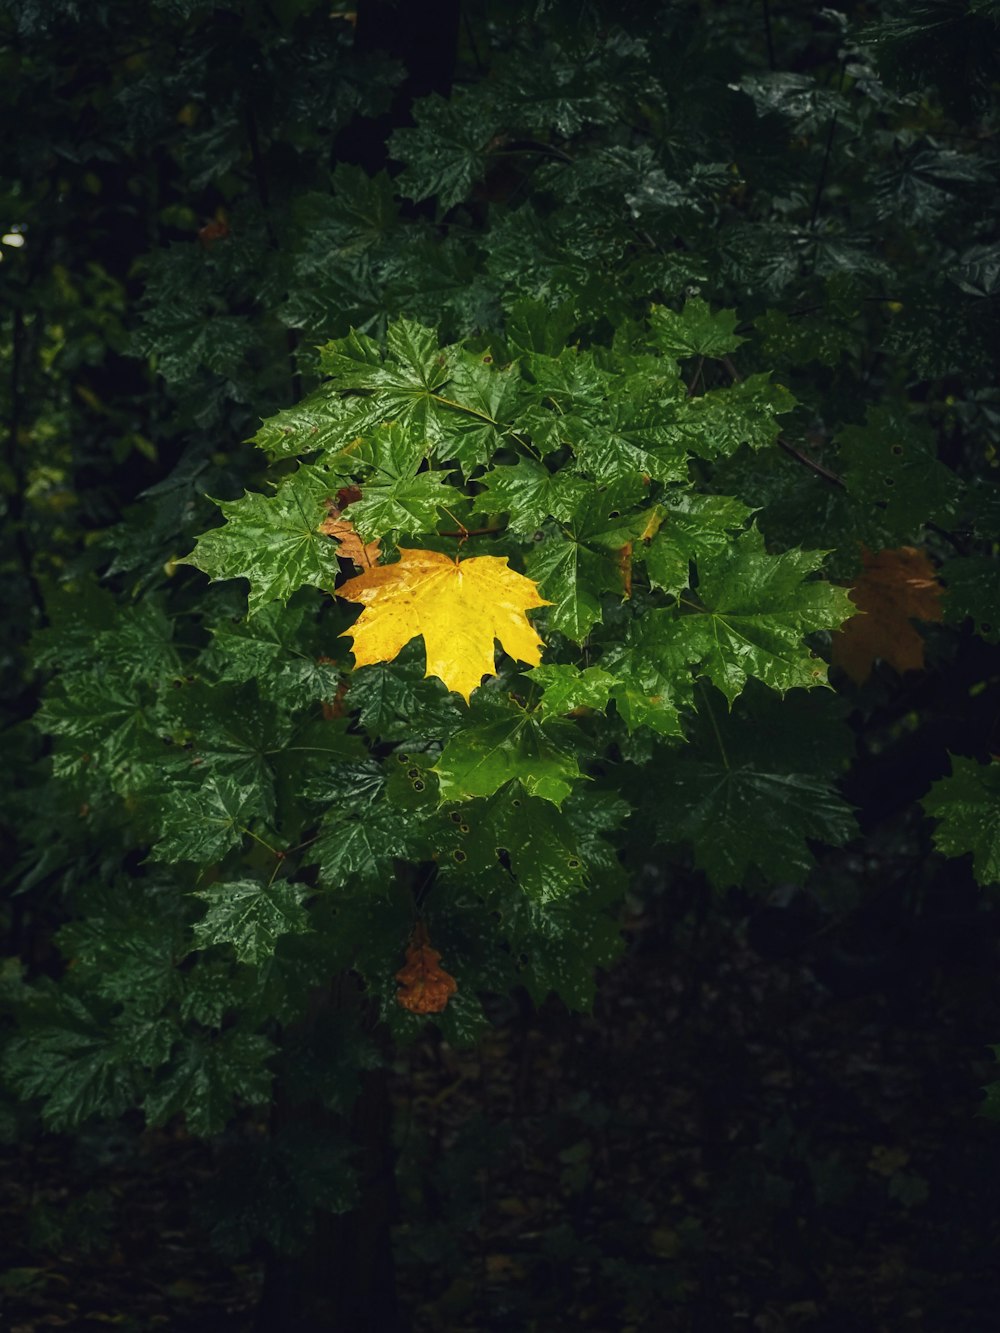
<box><xmin>645</xmin><ymin>686</ymin><xmax>856</xmax><ymax>887</ymax></box>
<box><xmin>193</xmin><ymin>879</ymin><xmax>312</xmax><ymax>965</ymax></box>
<box><xmin>838</xmin><ymin>405</ymin><xmax>962</xmax><ymax>540</ymax></box>
<box><xmin>151</xmin><ymin>776</ymin><xmax>266</xmax><ymax>865</ymax></box>
<box><xmin>182</xmin><ymin>463</ymin><xmax>348</xmax><ymax>612</ymax></box>
<box><xmin>923</xmin><ymin>757</ymin><xmax>1000</xmax><ymax>886</ymax></box>
<box><xmin>144</xmin><ymin>1029</ymin><xmax>275</xmax><ymax>1137</ymax></box>
<box><xmin>649</xmin><ymin>297</ymin><xmax>745</xmax><ymax>359</ymax></box>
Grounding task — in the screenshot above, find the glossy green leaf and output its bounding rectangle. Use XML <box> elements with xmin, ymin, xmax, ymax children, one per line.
<box><xmin>526</xmin><ymin>664</ymin><xmax>617</xmax><ymax>716</ymax></box>
<box><xmin>434</xmin><ymin>710</ymin><xmax>581</xmax><ymax>806</ymax></box>
<box><xmin>446</xmin><ymin>782</ymin><xmax>589</xmax><ymax>903</ymax></box>
<box><xmin>526</xmin><ymin>479</ymin><xmax>650</xmax><ymax>641</ymax></box>
<box><xmin>144</xmin><ymin>1029</ymin><xmax>275</xmax><ymax>1137</ymax></box>
<box><xmin>644</xmin><ymin>686</ymin><xmax>856</xmax><ymax>886</ymax></box>
<box><xmin>642</xmin><ymin>492</ymin><xmax>755</xmax><ymax>597</ymax></box>
<box><xmin>193</xmin><ymin>879</ymin><xmax>312</xmax><ymax>965</ymax></box>
<box><xmin>940</xmin><ymin>556</ymin><xmax>1000</xmax><ymax>642</ymax></box>
<box><xmin>432</xmin><ymin>349</ymin><xmax>528</xmax><ymax>473</ymax></box>
<box><xmin>520</xmin><ymin>902</ymin><xmax>625</xmax><ymax>1011</ymax></box>
<box><xmin>923</xmin><ymin>757</ymin><xmax>1000</xmax><ymax>886</ymax></box>
<box><xmin>478</xmin><ymin>458</ymin><xmax>590</xmax><ymax>538</ymax></box>
<box><xmin>312</xmin><ymin>799</ymin><xmax>427</xmax><ymax>891</ymax></box>
<box><xmin>389</xmin><ymin>93</ymin><xmax>496</xmax><ymax>209</ymax></box>
<box><xmin>151</xmin><ymin>776</ymin><xmax>266</xmax><ymax>864</ymax></box>
<box><xmin>672</xmin><ymin>527</ymin><xmax>853</xmax><ymax>702</ymax></box>
<box><xmin>666</xmin><ymin>375</ymin><xmax>797</xmax><ymax>460</ymax></box>
<box><xmin>527</xmin><ymin>536</ymin><xmax>621</xmax><ymax>642</ymax></box>
<box><xmin>252</xmin><ymin>390</ymin><xmax>378</xmax><ymax>461</ymax></box>
<box><xmin>349</xmin><ymin>422</ymin><xmax>452</xmax><ymax>540</ymax></box>
<box><xmin>182</xmin><ymin>463</ymin><xmax>348</xmax><ymax>612</ymax></box>
<box><xmin>3</xmin><ymin>992</ymin><xmax>176</xmax><ymax>1132</ymax></box>
<box><xmin>649</xmin><ymin>297</ymin><xmax>745</xmax><ymax>358</ymax></box>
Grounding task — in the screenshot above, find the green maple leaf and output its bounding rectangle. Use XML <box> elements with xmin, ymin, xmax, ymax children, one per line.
<box><xmin>505</xmin><ymin>297</ymin><xmax>577</xmax><ymax>355</ymax></box>
<box><xmin>432</xmin><ymin>348</ymin><xmax>528</xmax><ymax>465</ymax></box>
<box><xmin>940</xmin><ymin>556</ymin><xmax>1000</xmax><ymax>643</ymax></box>
<box><xmin>600</xmin><ymin>614</ymin><xmax>693</xmax><ymax>738</ymax></box>
<box><xmin>527</xmin><ymin>537</ymin><xmax>620</xmax><ymax>642</ymax></box>
<box><xmin>567</xmin><ymin>370</ymin><xmax>689</xmax><ymax>483</ymax></box>
<box><xmin>923</xmin><ymin>757</ymin><xmax>1000</xmax><ymax>886</ymax></box>
<box><xmin>38</xmin><ymin>673</ymin><xmax>150</xmax><ymax>783</ymax></box>
<box><xmin>838</xmin><ymin>404</ymin><xmax>962</xmax><ymax>540</ymax></box>
<box><xmin>151</xmin><ymin>776</ymin><xmax>266</xmax><ymax>864</ymax></box>
<box><xmin>193</xmin><ymin>879</ymin><xmax>312</xmax><ymax>965</ymax></box>
<box><xmin>349</xmin><ymin>421</ymin><xmax>452</xmax><ymax>540</ymax></box>
<box><xmin>434</xmin><ymin>708</ymin><xmax>581</xmax><ymax>807</ymax></box>
<box><xmin>204</xmin><ymin>600</ymin><xmax>350</xmax><ymax>711</ymax></box>
<box><xmin>478</xmin><ymin>457</ymin><xmax>590</xmax><ymax>538</ymax></box>
<box><xmin>345</xmin><ymin>649</ymin><xmax>464</xmax><ymax>741</ymax></box>
<box><xmin>527</xmin><ymin>478</ymin><xmax>651</xmax><ymax>641</ymax></box>
<box><xmin>642</xmin><ymin>492</ymin><xmax>755</xmax><ymax>597</ymax></box>
<box><xmin>161</xmin><ymin>680</ymin><xmax>284</xmax><ymax>803</ymax></box>
<box><xmin>144</xmin><ymin>1029</ymin><xmax>274</xmax><ymax>1137</ymax></box>
<box><xmin>323</xmin><ymin>319</ymin><xmax>454</xmax><ymax>441</ymax></box>
<box><xmin>296</xmin><ymin>163</ymin><xmax>399</xmax><ymax>258</ymax></box>
<box><xmin>446</xmin><ymin>782</ymin><xmax>588</xmax><ymax>903</ymax></box>
<box><xmin>183</xmin><ymin>462</ymin><xmax>347</xmax><ymax>612</ymax></box>
<box><xmin>523</xmin><ymin>346</ymin><xmax>614</xmax><ymax>413</ymax></box>
<box><xmin>3</xmin><ymin>992</ymin><xmax>176</xmax><ymax>1131</ymax></box>
<box><xmin>312</xmin><ymin>799</ymin><xmax>428</xmax><ymax>890</ymax></box>
<box><xmin>665</xmin><ymin>374</ymin><xmax>796</xmax><ymax>460</ymax></box>
<box><xmin>389</xmin><ymin>92</ymin><xmax>496</xmax><ymax>209</ymax></box>
<box><xmin>57</xmin><ymin>884</ymin><xmax>183</xmax><ymax>1015</ymax></box>
<box><xmin>526</xmin><ymin>664</ymin><xmax>617</xmax><ymax>716</ymax></box>
<box><xmin>317</xmin><ymin>327</ymin><xmax>383</xmax><ymax>385</ymax></box>
<box><xmin>672</xmin><ymin>527</ymin><xmax>853</xmax><ymax>703</ymax></box>
<box><xmin>649</xmin><ymin>297</ymin><xmax>746</xmax><ymax>359</ymax></box>
<box><xmin>252</xmin><ymin>389</ymin><xmax>379</xmax><ymax>461</ymax></box>
<box><xmin>644</xmin><ymin>686</ymin><xmax>856</xmax><ymax>887</ymax></box>
<box><xmin>520</xmin><ymin>901</ymin><xmax>625</xmax><ymax>1011</ymax></box>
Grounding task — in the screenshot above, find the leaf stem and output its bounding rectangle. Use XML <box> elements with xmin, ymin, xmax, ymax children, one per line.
<box><xmin>242</xmin><ymin>826</ymin><xmax>284</xmax><ymax>858</ymax></box>
<box><xmin>697</xmin><ymin>682</ymin><xmax>729</xmax><ymax>771</ymax></box>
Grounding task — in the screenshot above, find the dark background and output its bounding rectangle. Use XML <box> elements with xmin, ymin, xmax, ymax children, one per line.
<box><xmin>2</xmin><ymin>1</ymin><xmax>999</xmax><ymax>1329</ymax></box>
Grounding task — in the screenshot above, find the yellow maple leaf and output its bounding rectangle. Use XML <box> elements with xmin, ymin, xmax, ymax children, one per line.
<box><xmin>337</xmin><ymin>548</ymin><xmax>550</xmax><ymax>702</ymax></box>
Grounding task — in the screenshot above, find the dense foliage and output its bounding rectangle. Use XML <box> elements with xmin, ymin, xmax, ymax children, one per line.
<box><xmin>2</xmin><ymin>0</ymin><xmax>998</xmax><ymax>1323</ymax></box>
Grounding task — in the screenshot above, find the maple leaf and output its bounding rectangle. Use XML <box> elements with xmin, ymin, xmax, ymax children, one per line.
<box><xmin>318</xmin><ymin>513</ymin><xmax>381</xmax><ymax>569</ymax></box>
<box><xmin>395</xmin><ymin>922</ymin><xmax>458</xmax><ymax>1014</ymax></box>
<box><xmin>832</xmin><ymin>546</ymin><xmax>943</xmax><ymax>684</ymax></box>
<box><xmin>337</xmin><ymin>549</ymin><xmax>550</xmax><ymax>703</ymax></box>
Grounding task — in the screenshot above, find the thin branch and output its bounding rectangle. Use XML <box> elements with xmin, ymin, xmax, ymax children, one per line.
<box><xmin>778</xmin><ymin>437</ymin><xmax>845</xmax><ymax>488</ymax></box>
<box><xmin>762</xmin><ymin>0</ymin><xmax>776</xmax><ymax>70</ymax></box>
<box><xmin>461</xmin><ymin>4</ymin><xmax>486</xmax><ymax>74</ymax></box>
<box><xmin>809</xmin><ymin>110</ymin><xmax>838</xmax><ymax>231</ymax></box>
<box><xmin>721</xmin><ymin>355</ymin><xmax>844</xmax><ymax>487</ymax></box>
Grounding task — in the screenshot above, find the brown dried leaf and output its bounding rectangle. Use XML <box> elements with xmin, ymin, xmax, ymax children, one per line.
<box><xmin>395</xmin><ymin>922</ymin><xmax>458</xmax><ymax>1014</ymax></box>
<box><xmin>832</xmin><ymin>546</ymin><xmax>943</xmax><ymax>684</ymax></box>
<box><xmin>319</xmin><ymin>514</ymin><xmax>381</xmax><ymax>569</ymax></box>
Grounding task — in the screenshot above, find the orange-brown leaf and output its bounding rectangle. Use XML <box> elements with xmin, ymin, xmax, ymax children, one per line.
<box><xmin>831</xmin><ymin>546</ymin><xmax>943</xmax><ymax>684</ymax></box>
<box><xmin>617</xmin><ymin>542</ymin><xmax>633</xmax><ymax>599</ymax></box>
<box><xmin>395</xmin><ymin>922</ymin><xmax>457</xmax><ymax>1014</ymax></box>
<box><xmin>319</xmin><ymin>514</ymin><xmax>381</xmax><ymax>569</ymax></box>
